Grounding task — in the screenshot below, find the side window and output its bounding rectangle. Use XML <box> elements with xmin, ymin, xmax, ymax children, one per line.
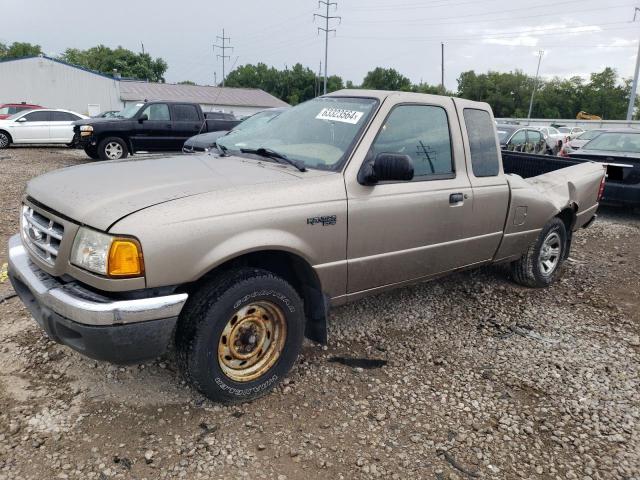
<box><xmin>142</xmin><ymin>104</ymin><xmax>170</xmax><ymax>121</ymax></box>
<box><xmin>22</xmin><ymin>111</ymin><xmax>51</xmax><ymax>122</ymax></box>
<box><xmin>173</xmin><ymin>104</ymin><xmax>200</xmax><ymax>122</ymax></box>
<box><xmin>51</xmin><ymin>112</ymin><xmax>78</xmax><ymax>121</ymax></box>
<box><xmin>527</xmin><ymin>130</ymin><xmax>542</xmax><ymax>143</ymax></box>
<box><xmin>463</xmin><ymin>108</ymin><xmax>500</xmax><ymax>177</ymax></box>
<box><xmin>510</xmin><ymin>130</ymin><xmax>527</xmax><ymax>145</ymax></box>
<box><xmin>370</xmin><ymin>104</ymin><xmax>454</xmax><ymax>179</ymax></box>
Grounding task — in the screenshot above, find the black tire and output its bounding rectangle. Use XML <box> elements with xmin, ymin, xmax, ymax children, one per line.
<box><xmin>97</xmin><ymin>137</ymin><xmax>128</xmax><ymax>160</ymax></box>
<box><xmin>176</xmin><ymin>268</ymin><xmax>305</xmax><ymax>404</ymax></box>
<box><xmin>84</xmin><ymin>146</ymin><xmax>100</xmax><ymax>160</ymax></box>
<box><xmin>0</xmin><ymin>131</ymin><xmax>11</xmax><ymax>149</ymax></box>
<box><xmin>511</xmin><ymin>218</ymin><xmax>567</xmax><ymax>288</ymax></box>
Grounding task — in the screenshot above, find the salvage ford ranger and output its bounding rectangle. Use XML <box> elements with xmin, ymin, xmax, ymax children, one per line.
<box><xmin>8</xmin><ymin>90</ymin><xmax>605</xmax><ymax>403</ymax></box>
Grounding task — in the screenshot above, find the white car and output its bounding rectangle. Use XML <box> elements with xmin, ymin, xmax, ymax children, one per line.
<box><xmin>0</xmin><ymin>109</ymin><xmax>88</xmax><ymax>148</ymax></box>
<box><xmin>533</xmin><ymin>126</ymin><xmax>567</xmax><ymax>152</ymax></box>
<box><xmin>557</xmin><ymin>126</ymin><xmax>585</xmax><ymax>139</ymax></box>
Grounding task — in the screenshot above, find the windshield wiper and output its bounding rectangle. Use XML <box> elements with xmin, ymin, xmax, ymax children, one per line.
<box><xmin>240</xmin><ymin>147</ymin><xmax>306</xmax><ymax>172</ymax></box>
<box><xmin>214</xmin><ymin>143</ymin><xmax>228</xmax><ymax>156</ymax></box>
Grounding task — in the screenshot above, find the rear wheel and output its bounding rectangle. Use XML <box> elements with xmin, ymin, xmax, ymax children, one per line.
<box><xmin>511</xmin><ymin>218</ymin><xmax>567</xmax><ymax>288</ymax></box>
<box><xmin>98</xmin><ymin>137</ymin><xmax>128</xmax><ymax>160</ymax></box>
<box><xmin>0</xmin><ymin>132</ymin><xmax>10</xmax><ymax>149</ymax></box>
<box><xmin>176</xmin><ymin>268</ymin><xmax>305</xmax><ymax>403</ymax></box>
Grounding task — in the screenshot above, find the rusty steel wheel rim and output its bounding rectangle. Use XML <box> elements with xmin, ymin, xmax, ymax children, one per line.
<box><xmin>218</xmin><ymin>301</ymin><xmax>287</xmax><ymax>382</ymax></box>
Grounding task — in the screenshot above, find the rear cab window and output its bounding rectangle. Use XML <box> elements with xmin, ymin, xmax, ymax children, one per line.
<box><xmin>463</xmin><ymin>108</ymin><xmax>500</xmax><ymax>177</ymax></box>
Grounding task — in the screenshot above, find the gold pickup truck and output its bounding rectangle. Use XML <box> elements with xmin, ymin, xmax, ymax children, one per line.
<box><xmin>8</xmin><ymin>90</ymin><xmax>605</xmax><ymax>403</ymax></box>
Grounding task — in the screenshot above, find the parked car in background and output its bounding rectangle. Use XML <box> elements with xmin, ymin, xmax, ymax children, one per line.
<box><xmin>73</xmin><ymin>101</ymin><xmax>240</xmax><ymax>160</ymax></box>
<box><xmin>0</xmin><ymin>102</ymin><xmax>44</xmax><ymax>120</ymax></box>
<box><xmin>8</xmin><ymin>90</ymin><xmax>605</xmax><ymax>403</ymax></box>
<box><xmin>497</xmin><ymin>124</ymin><xmax>547</xmax><ymax>154</ymax></box>
<box><xmin>92</xmin><ymin>110</ymin><xmax>119</xmax><ymax>119</ymax></box>
<box><xmin>568</xmin><ymin>129</ymin><xmax>640</xmax><ymax>206</ymax></box>
<box><xmin>0</xmin><ymin>109</ymin><xmax>88</xmax><ymax>148</ymax></box>
<box><xmin>560</xmin><ymin>129</ymin><xmax>606</xmax><ymax>156</ymax></box>
<box><xmin>557</xmin><ymin>126</ymin><xmax>584</xmax><ymax>138</ymax></box>
<box><xmin>183</xmin><ymin>107</ymin><xmax>288</xmax><ymax>153</ymax></box>
<box><xmin>535</xmin><ymin>126</ymin><xmax>566</xmax><ymax>153</ymax></box>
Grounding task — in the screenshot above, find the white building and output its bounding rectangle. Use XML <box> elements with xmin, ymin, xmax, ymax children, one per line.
<box><xmin>0</xmin><ymin>55</ymin><xmax>288</xmax><ymax>117</ymax></box>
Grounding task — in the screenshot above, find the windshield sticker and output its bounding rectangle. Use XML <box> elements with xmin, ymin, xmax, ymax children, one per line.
<box><xmin>316</xmin><ymin>108</ymin><xmax>364</xmax><ymax>124</ymax></box>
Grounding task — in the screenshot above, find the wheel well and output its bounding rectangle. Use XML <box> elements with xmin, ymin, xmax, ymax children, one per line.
<box><xmin>0</xmin><ymin>130</ymin><xmax>13</xmax><ymax>143</ymax></box>
<box><xmin>185</xmin><ymin>250</ymin><xmax>329</xmax><ymax>344</ymax></box>
<box><xmin>556</xmin><ymin>205</ymin><xmax>577</xmax><ymax>233</ymax></box>
<box><xmin>556</xmin><ymin>205</ymin><xmax>577</xmax><ymax>260</ymax></box>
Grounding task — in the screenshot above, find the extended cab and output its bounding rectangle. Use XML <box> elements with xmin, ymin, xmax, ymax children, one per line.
<box><xmin>73</xmin><ymin>101</ymin><xmax>240</xmax><ymax>160</ymax></box>
<box><xmin>9</xmin><ymin>90</ymin><xmax>605</xmax><ymax>404</ymax></box>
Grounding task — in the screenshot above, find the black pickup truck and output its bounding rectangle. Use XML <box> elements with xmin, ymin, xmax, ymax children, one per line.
<box><xmin>73</xmin><ymin>101</ymin><xmax>240</xmax><ymax>160</ymax></box>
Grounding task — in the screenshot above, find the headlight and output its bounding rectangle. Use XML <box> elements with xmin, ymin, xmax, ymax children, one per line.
<box><xmin>70</xmin><ymin>227</ymin><xmax>144</xmax><ymax>277</ymax></box>
<box><xmin>79</xmin><ymin>125</ymin><xmax>93</xmax><ymax>137</ymax></box>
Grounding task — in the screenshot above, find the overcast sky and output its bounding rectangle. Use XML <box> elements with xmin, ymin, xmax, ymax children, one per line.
<box><xmin>2</xmin><ymin>0</ymin><xmax>639</xmax><ymax>89</ymax></box>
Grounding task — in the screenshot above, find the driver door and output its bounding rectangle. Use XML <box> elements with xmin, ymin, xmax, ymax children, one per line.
<box><xmin>344</xmin><ymin>97</ymin><xmax>479</xmax><ymax>294</ymax></box>
<box><xmin>132</xmin><ymin>103</ymin><xmax>173</xmax><ymax>151</ymax></box>
<box><xmin>11</xmin><ymin>111</ymin><xmax>52</xmax><ymax>143</ymax></box>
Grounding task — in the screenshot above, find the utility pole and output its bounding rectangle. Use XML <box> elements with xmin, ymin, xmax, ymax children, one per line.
<box><xmin>314</xmin><ymin>1</ymin><xmax>341</xmax><ymax>95</ymax></box>
<box><xmin>627</xmin><ymin>8</ymin><xmax>640</xmax><ymax>121</ymax></box>
<box><xmin>141</xmin><ymin>42</ymin><xmax>145</xmax><ymax>55</ymax></box>
<box><xmin>213</xmin><ymin>29</ymin><xmax>233</xmax><ymax>87</ymax></box>
<box><xmin>316</xmin><ymin>61</ymin><xmax>322</xmax><ymax>97</ymax></box>
<box><xmin>527</xmin><ymin>50</ymin><xmax>544</xmax><ymax>121</ymax></box>
<box><xmin>441</xmin><ymin>42</ymin><xmax>445</xmax><ymax>93</ymax></box>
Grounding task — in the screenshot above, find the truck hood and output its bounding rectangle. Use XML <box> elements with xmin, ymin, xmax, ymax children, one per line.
<box><xmin>73</xmin><ymin>117</ymin><xmax>125</xmax><ymax>126</ymax></box>
<box><xmin>26</xmin><ymin>154</ymin><xmax>317</xmax><ymax>231</ymax></box>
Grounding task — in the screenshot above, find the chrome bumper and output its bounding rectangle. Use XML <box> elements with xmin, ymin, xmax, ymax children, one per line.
<box><xmin>8</xmin><ymin>234</ymin><xmax>188</xmax><ymax>326</ymax></box>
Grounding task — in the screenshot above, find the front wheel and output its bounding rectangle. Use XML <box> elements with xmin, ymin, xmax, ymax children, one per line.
<box><xmin>176</xmin><ymin>268</ymin><xmax>305</xmax><ymax>404</ymax></box>
<box><xmin>0</xmin><ymin>132</ymin><xmax>10</xmax><ymax>149</ymax></box>
<box><xmin>98</xmin><ymin>137</ymin><xmax>128</xmax><ymax>160</ymax></box>
<box><xmin>511</xmin><ymin>218</ymin><xmax>567</xmax><ymax>288</ymax></box>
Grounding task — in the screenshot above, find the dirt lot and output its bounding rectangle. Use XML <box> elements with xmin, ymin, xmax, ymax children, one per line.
<box><xmin>0</xmin><ymin>147</ymin><xmax>639</xmax><ymax>480</ymax></box>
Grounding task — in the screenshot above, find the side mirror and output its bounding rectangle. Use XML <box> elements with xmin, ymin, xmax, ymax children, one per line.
<box><xmin>360</xmin><ymin>153</ymin><xmax>414</xmax><ymax>185</ymax></box>
<box><xmin>138</xmin><ymin>114</ymin><xmax>148</xmax><ymax>123</ymax></box>
<box><xmin>17</xmin><ymin>117</ymin><xmax>27</xmax><ymax>123</ymax></box>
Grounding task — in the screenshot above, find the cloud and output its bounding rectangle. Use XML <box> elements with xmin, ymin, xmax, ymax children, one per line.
<box><xmin>478</xmin><ymin>23</ymin><xmax>602</xmax><ymax>47</ymax></box>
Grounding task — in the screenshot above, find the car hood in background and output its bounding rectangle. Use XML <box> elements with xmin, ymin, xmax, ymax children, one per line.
<box><xmin>26</xmin><ymin>154</ymin><xmax>324</xmax><ymax>231</ymax></box>
<box><xmin>183</xmin><ymin>130</ymin><xmax>229</xmax><ymax>150</ymax></box>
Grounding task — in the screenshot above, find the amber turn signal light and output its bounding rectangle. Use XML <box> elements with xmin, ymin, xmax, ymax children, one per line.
<box><xmin>108</xmin><ymin>239</ymin><xmax>144</xmax><ymax>277</ymax></box>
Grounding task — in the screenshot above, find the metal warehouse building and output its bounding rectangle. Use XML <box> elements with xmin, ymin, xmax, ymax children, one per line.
<box><xmin>0</xmin><ymin>55</ymin><xmax>288</xmax><ymax>117</ymax></box>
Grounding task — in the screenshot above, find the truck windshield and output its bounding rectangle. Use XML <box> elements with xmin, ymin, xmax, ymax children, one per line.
<box><xmin>217</xmin><ymin>97</ymin><xmax>378</xmax><ymax>170</ymax></box>
<box><xmin>116</xmin><ymin>103</ymin><xmax>145</xmax><ymax>119</ymax></box>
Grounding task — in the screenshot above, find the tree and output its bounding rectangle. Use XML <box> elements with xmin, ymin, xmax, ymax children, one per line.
<box><xmin>178</xmin><ymin>80</ymin><xmax>197</xmax><ymax>85</ymax></box>
<box><xmin>361</xmin><ymin>67</ymin><xmax>412</xmax><ymax>91</ymax></box>
<box><xmin>225</xmin><ymin>63</ymin><xmax>341</xmax><ymax>104</ymax></box>
<box><xmin>59</xmin><ymin>45</ymin><xmax>167</xmax><ymax>82</ymax></box>
<box><xmin>0</xmin><ymin>42</ymin><xmax>42</xmax><ymax>59</ymax></box>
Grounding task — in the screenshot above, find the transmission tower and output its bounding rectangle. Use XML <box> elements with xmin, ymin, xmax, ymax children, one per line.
<box><xmin>213</xmin><ymin>29</ymin><xmax>233</xmax><ymax>87</ymax></box>
<box><xmin>314</xmin><ymin>1</ymin><xmax>341</xmax><ymax>95</ymax></box>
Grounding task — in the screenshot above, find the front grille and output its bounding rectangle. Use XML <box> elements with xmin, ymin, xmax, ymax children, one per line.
<box><xmin>21</xmin><ymin>205</ymin><xmax>64</xmax><ymax>266</ymax></box>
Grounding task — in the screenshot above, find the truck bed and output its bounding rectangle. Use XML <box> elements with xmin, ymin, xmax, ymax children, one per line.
<box><xmin>502</xmin><ymin>150</ymin><xmax>585</xmax><ymax>179</ymax></box>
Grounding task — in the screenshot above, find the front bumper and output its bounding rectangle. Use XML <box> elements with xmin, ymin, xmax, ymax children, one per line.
<box><xmin>8</xmin><ymin>235</ymin><xmax>188</xmax><ymax>364</ymax></box>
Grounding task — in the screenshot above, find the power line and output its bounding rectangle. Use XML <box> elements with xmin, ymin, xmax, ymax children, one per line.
<box><xmin>345</xmin><ymin>0</ymin><xmax>633</xmax><ymax>25</ymax></box>
<box><xmin>213</xmin><ymin>29</ymin><xmax>233</xmax><ymax>87</ymax></box>
<box><xmin>314</xmin><ymin>0</ymin><xmax>341</xmax><ymax>95</ymax></box>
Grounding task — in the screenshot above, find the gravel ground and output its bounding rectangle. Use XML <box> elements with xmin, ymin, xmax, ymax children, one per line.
<box><xmin>0</xmin><ymin>147</ymin><xmax>639</xmax><ymax>480</ymax></box>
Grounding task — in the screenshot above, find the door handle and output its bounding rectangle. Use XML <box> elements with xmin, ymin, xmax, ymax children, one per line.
<box><xmin>449</xmin><ymin>193</ymin><xmax>464</xmax><ymax>204</ymax></box>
